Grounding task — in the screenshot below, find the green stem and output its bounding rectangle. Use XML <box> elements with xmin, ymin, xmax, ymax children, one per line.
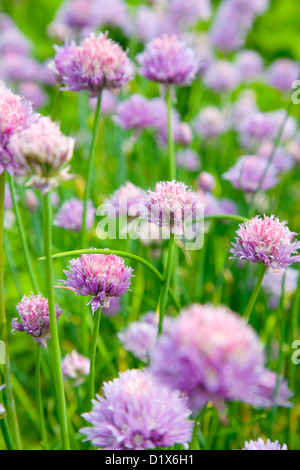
<box><xmin>43</xmin><ymin>192</ymin><xmax>70</xmax><ymax>450</ymax></box>
<box><xmin>0</xmin><ymin>417</ymin><xmax>14</xmax><ymax>450</ymax></box>
<box><xmin>166</xmin><ymin>86</ymin><xmax>176</xmax><ymax>180</ymax></box>
<box><xmin>244</xmin><ymin>265</ymin><xmax>267</xmax><ymax>323</ymax></box>
<box><xmin>35</xmin><ymin>344</ymin><xmax>48</xmax><ymax>449</ymax></box>
<box><xmin>0</xmin><ymin>172</ymin><xmax>21</xmax><ymax>450</ymax></box>
<box><xmin>269</xmin><ymin>271</ymin><xmax>287</xmax><ymax>438</ymax></box>
<box><xmin>89</xmin><ymin>307</ymin><xmax>101</xmax><ymax>403</ymax></box>
<box><xmin>81</xmin><ymin>92</ymin><xmax>102</xmax><ymax>248</ymax></box>
<box><xmin>39</xmin><ymin>248</ymin><xmax>181</xmax><ymax>312</ymax></box>
<box><xmin>8</xmin><ymin>174</ymin><xmax>39</xmax><ymax>292</ymax></box>
<box><xmin>159</xmin><ymin>234</ymin><xmax>176</xmax><ymax>335</ymax></box>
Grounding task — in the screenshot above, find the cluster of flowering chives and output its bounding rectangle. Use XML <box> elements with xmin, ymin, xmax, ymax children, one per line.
<box><xmin>230</xmin><ymin>215</ymin><xmax>300</xmax><ymax>271</ymax></box>
<box><xmin>52</xmin><ymin>32</ymin><xmax>134</xmax><ymax>96</ymax></box>
<box><xmin>150</xmin><ymin>303</ymin><xmax>291</xmax><ymax>413</ymax></box>
<box><xmin>9</xmin><ymin>116</ymin><xmax>75</xmax><ymax>194</ymax></box>
<box><xmin>54</xmin><ymin>198</ymin><xmax>95</xmax><ymax>232</ymax></box>
<box><xmin>104</xmin><ymin>181</ymin><xmax>144</xmax><ymax>218</ymax></box>
<box><xmin>222</xmin><ymin>156</ymin><xmax>278</xmax><ymax>193</ymax></box>
<box><xmin>0</xmin><ymin>82</ymin><xmax>35</xmax><ymax>174</ymax></box>
<box><xmin>137</xmin><ymin>34</ymin><xmax>200</xmax><ymax>86</ymax></box>
<box><xmin>242</xmin><ymin>438</ymin><xmax>288</xmax><ymax>451</ymax></box>
<box><xmin>143</xmin><ymin>180</ymin><xmax>197</xmax><ymax>236</ymax></box>
<box><xmin>61</xmin><ymin>350</ymin><xmax>90</xmax><ymax>386</ymax></box>
<box><xmin>11</xmin><ymin>294</ymin><xmax>62</xmax><ymax>348</ymax></box>
<box><xmin>80</xmin><ymin>369</ymin><xmax>193</xmax><ymax>450</ymax></box>
<box><xmin>62</xmin><ymin>253</ymin><xmax>133</xmax><ymax>313</ymax></box>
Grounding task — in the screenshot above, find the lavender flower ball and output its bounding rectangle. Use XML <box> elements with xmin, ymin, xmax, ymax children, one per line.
<box><xmin>258</xmin><ymin>140</ymin><xmax>294</xmax><ymax>173</ymax></box>
<box><xmin>0</xmin><ymin>82</ymin><xmax>35</xmax><ymax>174</ymax></box>
<box><xmin>268</xmin><ymin>58</ymin><xmax>299</xmax><ymax>92</ymax></box>
<box><xmin>222</xmin><ymin>155</ymin><xmax>278</xmax><ymax>192</ymax></box>
<box><xmin>235</xmin><ymin>50</ymin><xmax>264</xmax><ymax>82</ymax></box>
<box><xmin>9</xmin><ymin>116</ymin><xmax>75</xmax><ymax>194</ymax></box>
<box><xmin>242</xmin><ymin>438</ymin><xmax>287</xmax><ymax>450</ymax></box>
<box><xmin>62</xmin><ymin>350</ymin><xmax>90</xmax><ymax>386</ymax></box>
<box><xmin>62</xmin><ymin>253</ymin><xmax>133</xmax><ymax>313</ymax></box>
<box><xmin>176</xmin><ymin>149</ymin><xmax>201</xmax><ymax>171</ymax></box>
<box><xmin>114</xmin><ymin>94</ymin><xmax>156</xmax><ymax>132</ymax></box>
<box><xmin>80</xmin><ymin>369</ymin><xmax>193</xmax><ymax>450</ymax></box>
<box><xmin>53</xmin><ymin>32</ymin><xmax>134</xmax><ymax>95</ymax></box>
<box><xmin>203</xmin><ymin>60</ymin><xmax>241</xmax><ymax>92</ymax></box>
<box><xmin>150</xmin><ymin>303</ymin><xmax>291</xmax><ymax>412</ymax></box>
<box><xmin>11</xmin><ymin>294</ymin><xmax>62</xmax><ymax>348</ymax></box>
<box><xmin>143</xmin><ymin>180</ymin><xmax>197</xmax><ymax>235</ymax></box>
<box><xmin>195</xmin><ymin>106</ymin><xmax>227</xmax><ymax>138</ymax></box>
<box><xmin>137</xmin><ymin>34</ymin><xmax>200</xmax><ymax>86</ymax></box>
<box><xmin>170</xmin><ymin>0</ymin><xmax>211</xmax><ymax>25</ymax></box>
<box><xmin>197</xmin><ymin>171</ymin><xmax>216</xmax><ymax>192</ymax></box>
<box><xmin>230</xmin><ymin>215</ymin><xmax>300</xmax><ymax>271</ymax></box>
<box><xmin>54</xmin><ymin>198</ymin><xmax>95</xmax><ymax>232</ymax></box>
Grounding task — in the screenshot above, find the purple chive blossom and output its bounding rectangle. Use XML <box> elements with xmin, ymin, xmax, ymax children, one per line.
<box><xmin>244</xmin><ymin>368</ymin><xmax>292</xmax><ymax>409</ymax></box>
<box><xmin>137</xmin><ymin>34</ymin><xmax>200</xmax><ymax>86</ymax></box>
<box><xmin>230</xmin><ymin>215</ymin><xmax>300</xmax><ymax>271</ymax></box>
<box><xmin>197</xmin><ymin>172</ymin><xmax>216</xmax><ymax>193</ymax></box>
<box><xmin>170</xmin><ymin>0</ymin><xmax>211</xmax><ymax>25</ymax></box>
<box><xmin>94</xmin><ymin>0</ymin><xmax>131</xmax><ymax>35</ymax></box>
<box><xmin>62</xmin><ymin>253</ymin><xmax>133</xmax><ymax>313</ymax></box>
<box><xmin>104</xmin><ymin>181</ymin><xmax>144</xmax><ymax>217</ymax></box>
<box><xmin>135</xmin><ymin>6</ymin><xmax>178</xmax><ymax>44</ymax></box>
<box><xmin>18</xmin><ymin>82</ymin><xmax>48</xmax><ymax>109</ymax></box>
<box><xmin>48</xmin><ymin>0</ymin><xmax>98</xmax><ymax>39</ymax></box>
<box><xmin>194</xmin><ymin>106</ymin><xmax>227</xmax><ymax>138</ymax></box>
<box><xmin>11</xmin><ymin>294</ymin><xmax>62</xmax><ymax>348</ymax></box>
<box><xmin>114</xmin><ymin>94</ymin><xmax>156</xmax><ymax>133</ymax></box>
<box><xmin>231</xmin><ymin>90</ymin><xmax>258</xmax><ymax>131</ymax></box>
<box><xmin>268</xmin><ymin>58</ymin><xmax>299</xmax><ymax>92</ymax></box>
<box><xmin>80</xmin><ymin>369</ymin><xmax>193</xmax><ymax>450</ymax></box>
<box><xmin>242</xmin><ymin>438</ymin><xmax>288</xmax><ymax>451</ymax></box>
<box><xmin>262</xmin><ymin>267</ymin><xmax>299</xmax><ymax>309</ymax></box>
<box><xmin>238</xmin><ymin>111</ymin><xmax>275</xmax><ymax>142</ymax></box>
<box><xmin>0</xmin><ymin>82</ymin><xmax>35</xmax><ymax>175</ymax></box>
<box><xmin>52</xmin><ymin>32</ymin><xmax>134</xmax><ymax>96</ymax></box>
<box><xmin>54</xmin><ymin>198</ymin><xmax>95</xmax><ymax>232</ymax></box>
<box><xmin>203</xmin><ymin>60</ymin><xmax>241</xmax><ymax>92</ymax></box>
<box><xmin>258</xmin><ymin>140</ymin><xmax>294</xmax><ymax>173</ymax></box>
<box><xmin>222</xmin><ymin>155</ymin><xmax>278</xmax><ymax>192</ymax></box>
<box><xmin>118</xmin><ymin>312</ymin><xmax>174</xmax><ymax>363</ymax></box>
<box><xmin>176</xmin><ymin>149</ymin><xmax>201</xmax><ymax>171</ymax></box>
<box><xmin>150</xmin><ymin>303</ymin><xmax>291</xmax><ymax>413</ymax></box>
<box><xmin>143</xmin><ymin>180</ymin><xmax>197</xmax><ymax>236</ymax></box>
<box><xmin>61</xmin><ymin>350</ymin><xmax>90</xmax><ymax>386</ymax></box>
<box><xmin>9</xmin><ymin>116</ymin><xmax>75</xmax><ymax>194</ymax></box>
<box><xmin>269</xmin><ymin>110</ymin><xmax>297</xmax><ymax>142</ymax></box>
<box><xmin>235</xmin><ymin>50</ymin><xmax>264</xmax><ymax>82</ymax></box>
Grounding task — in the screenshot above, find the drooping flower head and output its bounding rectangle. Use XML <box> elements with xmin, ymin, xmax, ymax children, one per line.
<box><xmin>62</xmin><ymin>350</ymin><xmax>90</xmax><ymax>386</ymax></box>
<box><xmin>9</xmin><ymin>116</ymin><xmax>75</xmax><ymax>193</ymax></box>
<box><xmin>0</xmin><ymin>82</ymin><xmax>35</xmax><ymax>174</ymax></box>
<box><xmin>222</xmin><ymin>155</ymin><xmax>278</xmax><ymax>193</ymax></box>
<box><xmin>54</xmin><ymin>198</ymin><xmax>95</xmax><ymax>232</ymax></box>
<box><xmin>150</xmin><ymin>303</ymin><xmax>291</xmax><ymax>413</ymax></box>
<box><xmin>80</xmin><ymin>369</ymin><xmax>193</xmax><ymax>450</ymax></box>
<box><xmin>11</xmin><ymin>294</ymin><xmax>62</xmax><ymax>348</ymax></box>
<box><xmin>53</xmin><ymin>32</ymin><xmax>134</xmax><ymax>95</ymax></box>
<box><xmin>62</xmin><ymin>252</ymin><xmax>133</xmax><ymax>313</ymax></box>
<box><xmin>137</xmin><ymin>34</ymin><xmax>200</xmax><ymax>86</ymax></box>
<box><xmin>242</xmin><ymin>438</ymin><xmax>288</xmax><ymax>450</ymax></box>
<box><xmin>230</xmin><ymin>215</ymin><xmax>300</xmax><ymax>271</ymax></box>
<box><xmin>143</xmin><ymin>180</ymin><xmax>197</xmax><ymax>235</ymax></box>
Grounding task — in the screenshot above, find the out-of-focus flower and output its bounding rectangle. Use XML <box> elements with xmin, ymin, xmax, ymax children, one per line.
<box><xmin>203</xmin><ymin>60</ymin><xmax>241</xmax><ymax>92</ymax></box>
<box><xmin>235</xmin><ymin>50</ymin><xmax>264</xmax><ymax>82</ymax></box>
<box><xmin>52</xmin><ymin>32</ymin><xmax>134</xmax><ymax>96</ymax></box>
<box><xmin>48</xmin><ymin>0</ymin><xmax>97</xmax><ymax>40</ymax></box>
<box><xmin>80</xmin><ymin>369</ymin><xmax>193</xmax><ymax>449</ymax></box>
<box><xmin>10</xmin><ymin>116</ymin><xmax>75</xmax><ymax>194</ymax></box>
<box><xmin>102</xmin><ymin>297</ymin><xmax>121</xmax><ymax>317</ymax></box>
<box><xmin>137</xmin><ymin>34</ymin><xmax>200</xmax><ymax>86</ymax></box>
<box><xmin>135</xmin><ymin>6</ymin><xmax>177</xmax><ymax>44</ymax></box>
<box><xmin>18</xmin><ymin>82</ymin><xmax>48</xmax><ymax>109</ymax></box>
<box><xmin>89</xmin><ymin>89</ymin><xmax>118</xmax><ymax>115</ymax></box>
<box><xmin>258</xmin><ymin>140</ymin><xmax>294</xmax><ymax>172</ymax></box>
<box><xmin>170</xmin><ymin>0</ymin><xmax>211</xmax><ymax>25</ymax></box>
<box><xmin>11</xmin><ymin>294</ymin><xmax>62</xmax><ymax>348</ymax></box>
<box><xmin>239</xmin><ymin>112</ymin><xmax>275</xmax><ymax>142</ymax></box>
<box><xmin>0</xmin><ymin>24</ymin><xmax>32</xmax><ymax>56</ymax></box>
<box><xmin>269</xmin><ymin>110</ymin><xmax>297</xmax><ymax>142</ymax></box>
<box><xmin>0</xmin><ymin>82</ymin><xmax>35</xmax><ymax>175</ymax></box>
<box><xmin>176</xmin><ymin>149</ymin><xmax>201</xmax><ymax>171</ymax></box>
<box><xmin>268</xmin><ymin>59</ymin><xmax>299</xmax><ymax>92</ymax></box>
<box><xmin>150</xmin><ymin>303</ymin><xmax>291</xmax><ymax>412</ymax></box>
<box><xmin>231</xmin><ymin>90</ymin><xmax>258</xmax><ymax>130</ymax></box>
<box><xmin>262</xmin><ymin>267</ymin><xmax>298</xmax><ymax>309</ymax></box>
<box><xmin>104</xmin><ymin>181</ymin><xmax>144</xmax><ymax>217</ymax></box>
<box><xmin>230</xmin><ymin>215</ymin><xmax>300</xmax><ymax>271</ymax></box>
<box><xmin>222</xmin><ymin>155</ymin><xmax>278</xmax><ymax>192</ymax></box>
<box><xmin>54</xmin><ymin>198</ymin><xmax>95</xmax><ymax>232</ymax></box>
<box><xmin>143</xmin><ymin>180</ymin><xmax>197</xmax><ymax>235</ymax></box>
<box><xmin>62</xmin><ymin>253</ymin><xmax>133</xmax><ymax>313</ymax></box>
<box><xmin>195</xmin><ymin>106</ymin><xmax>227</xmax><ymax>138</ymax></box>
<box><xmin>242</xmin><ymin>438</ymin><xmax>287</xmax><ymax>450</ymax></box>
<box><xmin>94</xmin><ymin>0</ymin><xmax>131</xmax><ymax>35</ymax></box>
<box><xmin>114</xmin><ymin>94</ymin><xmax>156</xmax><ymax>133</ymax></box>
<box><xmin>24</xmin><ymin>189</ymin><xmax>39</xmax><ymax>213</ymax></box>
<box><xmin>62</xmin><ymin>350</ymin><xmax>90</xmax><ymax>386</ymax></box>
<box><xmin>4</xmin><ymin>183</ymin><xmax>12</xmax><ymax>210</ymax></box>
<box><xmin>197</xmin><ymin>171</ymin><xmax>216</xmax><ymax>192</ymax></box>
